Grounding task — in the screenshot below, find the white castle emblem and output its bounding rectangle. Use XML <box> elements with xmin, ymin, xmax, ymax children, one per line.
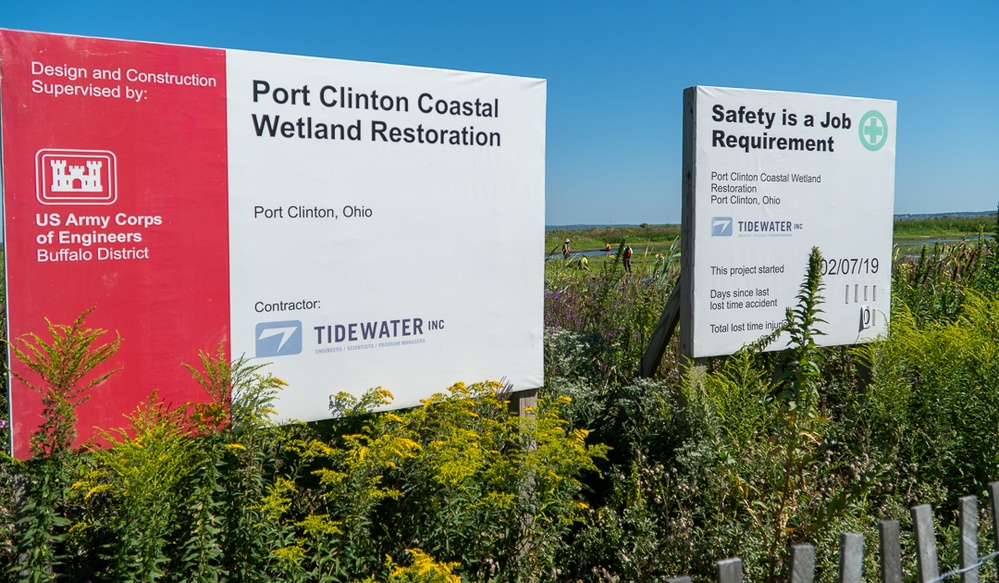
<box><xmin>50</xmin><ymin>159</ymin><xmax>103</xmax><ymax>192</ymax></box>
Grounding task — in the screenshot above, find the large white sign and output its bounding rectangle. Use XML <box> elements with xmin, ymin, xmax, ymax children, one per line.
<box><xmin>225</xmin><ymin>51</ymin><xmax>547</xmax><ymax>421</ymax></box>
<box><xmin>681</xmin><ymin>86</ymin><xmax>896</xmax><ymax>358</ymax></box>
<box><xmin>1</xmin><ymin>30</ymin><xmax>545</xmax><ymax>457</ymax></box>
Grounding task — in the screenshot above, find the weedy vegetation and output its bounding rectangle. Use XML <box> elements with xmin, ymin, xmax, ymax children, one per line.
<box><xmin>3</xmin><ymin>213</ymin><xmax>999</xmax><ymax>582</ymax></box>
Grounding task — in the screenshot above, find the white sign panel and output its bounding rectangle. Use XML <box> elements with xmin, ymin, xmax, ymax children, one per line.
<box><xmin>681</xmin><ymin>86</ymin><xmax>896</xmax><ymax>358</ymax></box>
<box><xmin>226</xmin><ymin>52</ymin><xmax>547</xmax><ymax>420</ymax></box>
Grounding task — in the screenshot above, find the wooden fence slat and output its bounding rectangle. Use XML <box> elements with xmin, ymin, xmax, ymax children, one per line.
<box><xmin>879</xmin><ymin>520</ymin><xmax>902</xmax><ymax>583</ymax></box>
<box><xmin>789</xmin><ymin>545</ymin><xmax>816</xmax><ymax>583</ymax></box>
<box><xmin>718</xmin><ymin>558</ymin><xmax>743</xmax><ymax>583</ymax></box>
<box><xmin>989</xmin><ymin>482</ymin><xmax>999</xmax><ymax>579</ymax></box>
<box><xmin>840</xmin><ymin>533</ymin><xmax>864</xmax><ymax>583</ymax></box>
<box><xmin>959</xmin><ymin>495</ymin><xmax>978</xmax><ymax>583</ymax></box>
<box><xmin>670</xmin><ymin>486</ymin><xmax>999</xmax><ymax>583</ymax></box>
<box><xmin>667</xmin><ymin>485</ymin><xmax>999</xmax><ymax>583</ymax></box>
<box><xmin>912</xmin><ymin>504</ymin><xmax>940</xmax><ymax>583</ymax></box>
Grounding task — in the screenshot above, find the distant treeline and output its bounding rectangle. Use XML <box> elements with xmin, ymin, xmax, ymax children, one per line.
<box><xmin>546</xmin><ymin>214</ymin><xmax>998</xmax><ymax>251</ymax></box>
<box><xmin>893</xmin><ymin>213</ymin><xmax>997</xmax><ymax>238</ymax></box>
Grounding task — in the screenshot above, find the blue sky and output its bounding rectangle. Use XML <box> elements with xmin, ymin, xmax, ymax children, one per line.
<box><xmin>3</xmin><ymin>0</ymin><xmax>997</xmax><ymax>226</ymax></box>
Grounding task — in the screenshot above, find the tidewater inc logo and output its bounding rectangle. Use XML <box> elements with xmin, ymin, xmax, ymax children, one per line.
<box><xmin>256</xmin><ymin>320</ymin><xmax>303</xmax><ymax>357</ymax></box>
<box><xmin>737</xmin><ymin>219</ymin><xmax>799</xmax><ymax>235</ymax></box>
<box><xmin>711</xmin><ymin>217</ymin><xmax>733</xmax><ymax>237</ymax></box>
<box><xmin>313</xmin><ymin>316</ymin><xmax>440</xmax><ymax>354</ymax></box>
<box><xmin>858</xmin><ymin>111</ymin><xmax>888</xmax><ymax>152</ymax></box>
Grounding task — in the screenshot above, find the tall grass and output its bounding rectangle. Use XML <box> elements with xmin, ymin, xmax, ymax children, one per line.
<box><xmin>544</xmin><ymin>246</ymin><xmax>678</xmax><ymax>382</ymax></box>
<box><xmin>6</xmin><ymin>220</ymin><xmax>999</xmax><ymax>581</ymax></box>
<box><xmin>1</xmin><ymin>332</ymin><xmax>606</xmax><ymax>582</ymax></box>
<box><xmin>548</xmin><ymin>235</ymin><xmax>999</xmax><ymax>583</ymax></box>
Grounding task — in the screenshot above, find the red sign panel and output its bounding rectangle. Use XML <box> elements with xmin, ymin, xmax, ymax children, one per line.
<box><xmin>1</xmin><ymin>30</ymin><xmax>231</xmax><ymax>458</ymax></box>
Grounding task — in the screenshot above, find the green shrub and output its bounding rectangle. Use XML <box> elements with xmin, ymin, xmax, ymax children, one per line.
<box><xmin>10</xmin><ymin>225</ymin><xmax>999</xmax><ymax>582</ymax></box>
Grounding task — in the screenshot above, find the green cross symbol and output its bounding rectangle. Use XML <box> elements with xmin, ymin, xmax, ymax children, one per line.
<box><xmin>864</xmin><ymin>118</ymin><xmax>883</xmax><ymax>143</ymax></box>
<box><xmin>858</xmin><ymin>110</ymin><xmax>888</xmax><ymax>151</ymax></box>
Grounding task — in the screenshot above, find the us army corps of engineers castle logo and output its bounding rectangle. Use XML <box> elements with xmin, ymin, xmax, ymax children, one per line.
<box><xmin>35</xmin><ymin>149</ymin><xmax>118</xmax><ymax>205</ymax></box>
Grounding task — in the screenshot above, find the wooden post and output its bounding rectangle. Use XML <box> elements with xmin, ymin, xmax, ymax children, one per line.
<box><xmin>508</xmin><ymin>387</ymin><xmax>537</xmax><ymax>578</ymax></box>
<box><xmin>13</xmin><ymin>472</ymin><xmax>30</xmax><ymax>579</ymax></box>
<box><xmin>839</xmin><ymin>533</ymin><xmax>864</xmax><ymax>583</ymax></box>
<box><xmin>717</xmin><ymin>558</ymin><xmax>743</xmax><ymax>583</ymax></box>
<box><xmin>959</xmin><ymin>495</ymin><xmax>978</xmax><ymax>583</ymax></box>
<box><xmin>879</xmin><ymin>520</ymin><xmax>902</xmax><ymax>583</ymax></box>
<box><xmin>789</xmin><ymin>545</ymin><xmax>815</xmax><ymax>583</ymax></box>
<box><xmin>679</xmin><ymin>87</ymin><xmax>697</xmax><ymax>361</ymax></box>
<box><xmin>509</xmin><ymin>388</ymin><xmax>537</xmax><ymax>419</ymax></box>
<box><xmin>912</xmin><ymin>504</ymin><xmax>939</xmax><ymax>583</ymax></box>
<box><xmin>989</xmin><ymin>482</ymin><xmax>999</xmax><ymax>578</ymax></box>
<box><xmin>639</xmin><ymin>274</ymin><xmax>682</xmax><ymax>377</ymax></box>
